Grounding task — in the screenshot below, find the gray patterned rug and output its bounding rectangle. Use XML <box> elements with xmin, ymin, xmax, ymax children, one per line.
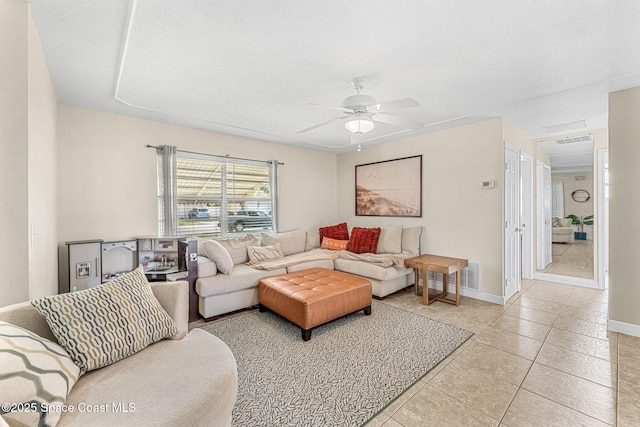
<box><xmin>201</xmin><ymin>299</ymin><xmax>473</xmax><ymax>427</ymax></box>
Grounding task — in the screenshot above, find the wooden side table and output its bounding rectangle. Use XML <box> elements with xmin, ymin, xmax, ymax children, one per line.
<box><xmin>404</xmin><ymin>254</ymin><xmax>469</xmax><ymax>306</ymax></box>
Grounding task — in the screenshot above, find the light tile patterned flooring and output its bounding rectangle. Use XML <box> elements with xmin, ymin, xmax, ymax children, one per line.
<box><xmin>365</xmin><ymin>279</ymin><xmax>640</xmax><ymax>427</ymax></box>
<box><xmin>538</xmin><ymin>240</ymin><xmax>594</xmax><ymax>279</ymax></box>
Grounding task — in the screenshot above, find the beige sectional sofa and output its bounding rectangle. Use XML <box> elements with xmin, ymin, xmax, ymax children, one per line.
<box><xmin>0</xmin><ymin>281</ymin><xmax>237</xmax><ymax>427</ymax></box>
<box><xmin>195</xmin><ymin>226</ymin><xmax>422</xmax><ymax>319</ymax></box>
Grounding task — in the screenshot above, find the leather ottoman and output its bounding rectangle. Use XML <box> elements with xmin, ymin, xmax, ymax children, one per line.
<box><xmin>258</xmin><ymin>267</ymin><xmax>372</xmax><ymax>341</ymax></box>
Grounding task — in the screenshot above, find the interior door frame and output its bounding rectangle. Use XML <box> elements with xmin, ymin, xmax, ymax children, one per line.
<box><xmin>598</xmin><ymin>148</ymin><xmax>608</xmax><ymax>289</ymax></box>
<box><xmin>520</xmin><ymin>153</ymin><xmax>534</xmax><ymax>279</ymax></box>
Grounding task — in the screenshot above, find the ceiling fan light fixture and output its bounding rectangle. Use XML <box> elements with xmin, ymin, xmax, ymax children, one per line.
<box><xmin>345</xmin><ymin>117</ymin><xmax>374</xmax><ymax>134</ymax></box>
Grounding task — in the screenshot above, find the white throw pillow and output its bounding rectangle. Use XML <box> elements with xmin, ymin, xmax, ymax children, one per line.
<box><xmin>247</xmin><ymin>243</ymin><xmax>284</xmax><ymax>263</ymax></box>
<box><xmin>377</xmin><ymin>225</ymin><xmax>403</xmax><ymax>254</ymax></box>
<box><xmin>203</xmin><ymin>240</ymin><xmax>234</xmax><ymax>274</ymax></box>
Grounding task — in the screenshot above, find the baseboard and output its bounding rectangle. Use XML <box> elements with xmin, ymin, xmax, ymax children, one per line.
<box><xmin>608</xmin><ymin>319</ymin><xmax>640</xmax><ymax>337</ymax></box>
<box><xmin>534</xmin><ymin>272</ymin><xmax>599</xmax><ymax>288</ymax></box>
<box><xmin>440</xmin><ymin>283</ymin><xmax>505</xmax><ymax>305</ymax></box>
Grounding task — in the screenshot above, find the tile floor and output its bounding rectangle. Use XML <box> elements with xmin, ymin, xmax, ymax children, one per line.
<box><xmin>364</xmin><ymin>279</ymin><xmax>640</xmax><ymax>427</ymax></box>
<box><xmin>538</xmin><ymin>240</ymin><xmax>594</xmax><ymax>279</ymax></box>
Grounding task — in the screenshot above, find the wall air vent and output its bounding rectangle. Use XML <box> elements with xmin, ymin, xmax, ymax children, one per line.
<box><xmin>425</xmin><ymin>261</ymin><xmax>481</xmax><ymax>291</ymax></box>
<box><xmin>554</xmin><ymin>134</ymin><xmax>593</xmax><ymax>145</ymax></box>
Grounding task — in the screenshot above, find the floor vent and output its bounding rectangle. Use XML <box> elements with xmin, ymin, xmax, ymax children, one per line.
<box><xmin>425</xmin><ymin>261</ymin><xmax>481</xmax><ymax>291</ymax></box>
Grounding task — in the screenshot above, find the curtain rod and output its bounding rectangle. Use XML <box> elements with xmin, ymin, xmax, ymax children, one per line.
<box><xmin>146</xmin><ymin>145</ymin><xmax>284</xmax><ymax>165</ymax></box>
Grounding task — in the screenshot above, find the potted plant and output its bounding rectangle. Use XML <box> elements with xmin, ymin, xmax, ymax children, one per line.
<box><xmin>566</xmin><ymin>214</ymin><xmax>586</xmax><ymax>240</ymax></box>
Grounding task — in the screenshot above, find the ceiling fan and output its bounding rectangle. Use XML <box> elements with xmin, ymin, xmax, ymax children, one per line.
<box><xmin>297</xmin><ymin>77</ymin><xmax>425</xmax><ymax>148</ymax></box>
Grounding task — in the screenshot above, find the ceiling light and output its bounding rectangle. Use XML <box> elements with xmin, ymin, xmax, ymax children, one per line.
<box><xmin>345</xmin><ymin>117</ymin><xmax>374</xmax><ymax>134</ymax></box>
<box><xmin>357</xmin><ymin>144</ymin><xmax>362</xmax><ymax>152</ymax></box>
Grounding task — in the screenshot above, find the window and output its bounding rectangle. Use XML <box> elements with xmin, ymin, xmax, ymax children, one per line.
<box><xmin>171</xmin><ymin>153</ymin><xmax>276</xmax><ymax>238</ymax></box>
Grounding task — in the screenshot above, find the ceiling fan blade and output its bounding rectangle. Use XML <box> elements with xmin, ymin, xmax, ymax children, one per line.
<box><xmin>297</xmin><ymin>116</ymin><xmax>351</xmax><ymax>134</ymax></box>
<box><xmin>372</xmin><ymin>113</ymin><xmax>425</xmax><ymax>129</ymax></box>
<box><xmin>306</xmin><ymin>103</ymin><xmax>351</xmax><ymax>113</ymax></box>
<box><xmin>372</xmin><ymin>97</ymin><xmax>420</xmax><ymax>113</ymax></box>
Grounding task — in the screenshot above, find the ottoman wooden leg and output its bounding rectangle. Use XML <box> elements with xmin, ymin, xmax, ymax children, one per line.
<box><xmin>364</xmin><ymin>306</ymin><xmax>372</xmax><ymax>315</ymax></box>
<box><xmin>302</xmin><ymin>328</ymin><xmax>312</xmax><ymax>341</ymax></box>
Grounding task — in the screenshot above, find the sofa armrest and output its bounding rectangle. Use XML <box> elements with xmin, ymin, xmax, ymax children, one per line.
<box><xmin>150</xmin><ymin>281</ymin><xmax>189</xmax><ymax>340</ymax></box>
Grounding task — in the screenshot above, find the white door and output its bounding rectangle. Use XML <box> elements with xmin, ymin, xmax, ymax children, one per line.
<box><xmin>504</xmin><ymin>145</ymin><xmax>521</xmax><ymax>300</ymax></box>
<box><xmin>521</xmin><ymin>153</ymin><xmax>534</xmax><ymax>279</ymax></box>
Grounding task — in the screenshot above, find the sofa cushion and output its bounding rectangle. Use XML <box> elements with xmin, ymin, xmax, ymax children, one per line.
<box><xmin>31</xmin><ymin>268</ymin><xmax>178</xmax><ymax>375</ymax></box>
<box><xmin>260</xmin><ymin>229</ymin><xmax>306</xmax><ymax>256</ymax></box>
<box><xmin>197</xmin><ymin>256</ymin><xmax>218</xmax><ymax>278</ymax></box>
<box><xmin>203</xmin><ymin>240</ymin><xmax>234</xmax><ymax>275</ymax></box>
<box><xmin>319</xmin><ymin>222</ymin><xmax>349</xmax><ymax>243</ymax></box>
<box><xmin>553</xmin><ymin>227</ymin><xmax>573</xmax><ymax>235</ymax></box>
<box><xmin>217</xmin><ymin>234</ymin><xmax>260</xmax><ymax>265</ymax></box>
<box><xmin>401</xmin><ymin>226</ymin><xmax>422</xmax><ymax>255</ymax></box>
<box><xmin>321</xmin><ymin>237</ymin><xmax>349</xmax><ymax>250</ymax></box>
<box><xmin>377</xmin><ymin>225</ymin><xmax>403</xmax><ymax>254</ymax></box>
<box><xmin>196</xmin><ymin>264</ymin><xmax>288</xmax><ymax>298</ymax></box>
<box><xmin>552</xmin><ymin>217</ymin><xmax>559</xmax><ymax>227</ymax></box>
<box><xmin>334</xmin><ymin>257</ymin><xmax>413</xmax><ymax>282</ymax></box>
<box><xmin>248</xmin><ymin>243</ymin><xmax>284</xmax><ymax>263</ymax></box>
<box><xmin>348</xmin><ymin>227</ymin><xmax>381</xmax><ymax>254</ymax></box>
<box><xmin>305</xmin><ymin>229</ymin><xmax>321</xmax><ymax>251</ymax></box>
<box><xmin>0</xmin><ymin>321</ymin><xmax>80</xmax><ymax>427</ymax></box>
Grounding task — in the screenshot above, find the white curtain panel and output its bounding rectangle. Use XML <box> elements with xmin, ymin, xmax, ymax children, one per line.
<box><xmin>269</xmin><ymin>160</ymin><xmax>280</xmax><ymax>233</ymax></box>
<box><xmin>157</xmin><ymin>145</ymin><xmax>177</xmax><ymax>236</ymax></box>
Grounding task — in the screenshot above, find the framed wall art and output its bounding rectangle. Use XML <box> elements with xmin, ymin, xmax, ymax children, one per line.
<box><xmin>355</xmin><ymin>155</ymin><xmax>422</xmax><ymax>217</ymax></box>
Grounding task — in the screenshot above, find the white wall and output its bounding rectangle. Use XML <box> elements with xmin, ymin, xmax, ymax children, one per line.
<box><xmin>57</xmin><ymin>106</ymin><xmax>338</xmax><ymax>244</ymax></box>
<box><xmin>609</xmin><ymin>86</ymin><xmax>640</xmax><ymax>331</ymax></box>
<box><xmin>28</xmin><ymin>7</ymin><xmax>58</xmax><ymax>299</ymax></box>
<box><xmin>0</xmin><ymin>0</ymin><xmax>29</xmax><ymax>306</ymax></box>
<box><xmin>337</xmin><ymin>118</ymin><xmax>504</xmax><ymax>298</ymax></box>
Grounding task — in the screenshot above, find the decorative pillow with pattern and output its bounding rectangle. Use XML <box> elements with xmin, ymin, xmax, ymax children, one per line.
<box><xmin>31</xmin><ymin>267</ymin><xmax>178</xmax><ymax>375</ymax></box>
<box><xmin>348</xmin><ymin>227</ymin><xmax>381</xmax><ymax>254</ymax></box>
<box><xmin>319</xmin><ymin>222</ymin><xmax>349</xmax><ymax>244</ymax></box>
<box><xmin>247</xmin><ymin>243</ymin><xmax>284</xmax><ymax>263</ymax></box>
<box><xmin>0</xmin><ymin>321</ymin><xmax>80</xmax><ymax>427</ymax></box>
<box><xmin>320</xmin><ymin>237</ymin><xmax>350</xmax><ymax>251</ymax></box>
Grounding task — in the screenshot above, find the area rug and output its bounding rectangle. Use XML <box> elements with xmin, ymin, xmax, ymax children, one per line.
<box><xmin>201</xmin><ymin>300</ymin><xmax>473</xmax><ymax>427</ymax></box>
<box><xmin>552</xmin><ymin>243</ymin><xmax>570</xmax><ymax>256</ymax></box>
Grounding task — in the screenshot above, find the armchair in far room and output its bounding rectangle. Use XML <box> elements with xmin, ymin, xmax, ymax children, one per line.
<box><xmin>552</xmin><ymin>217</ymin><xmax>574</xmax><ymax>243</ymax></box>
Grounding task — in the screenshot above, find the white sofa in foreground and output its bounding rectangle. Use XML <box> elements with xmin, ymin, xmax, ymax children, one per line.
<box><xmin>0</xmin><ymin>280</ymin><xmax>237</xmax><ymax>427</ymax></box>
<box><xmin>195</xmin><ymin>225</ymin><xmax>422</xmax><ymax>319</ymax></box>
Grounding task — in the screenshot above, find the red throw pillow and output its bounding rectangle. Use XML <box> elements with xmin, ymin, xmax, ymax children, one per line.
<box><xmin>319</xmin><ymin>222</ymin><xmax>349</xmax><ymax>244</ymax></box>
<box><xmin>348</xmin><ymin>227</ymin><xmax>381</xmax><ymax>254</ymax></box>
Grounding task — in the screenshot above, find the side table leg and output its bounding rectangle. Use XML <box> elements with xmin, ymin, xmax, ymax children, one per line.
<box><xmin>422</xmin><ymin>267</ymin><xmax>428</xmax><ymax>305</ymax></box>
<box><xmin>414</xmin><ymin>269</ymin><xmax>420</xmax><ymax>296</ymax></box>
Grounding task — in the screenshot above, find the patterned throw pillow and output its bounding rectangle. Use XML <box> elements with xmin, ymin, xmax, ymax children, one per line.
<box><xmin>0</xmin><ymin>321</ymin><xmax>80</xmax><ymax>427</ymax></box>
<box><xmin>348</xmin><ymin>227</ymin><xmax>381</xmax><ymax>254</ymax></box>
<box><xmin>319</xmin><ymin>222</ymin><xmax>349</xmax><ymax>244</ymax></box>
<box><xmin>320</xmin><ymin>237</ymin><xmax>350</xmax><ymax>251</ymax></box>
<box><xmin>247</xmin><ymin>243</ymin><xmax>284</xmax><ymax>263</ymax></box>
<box><xmin>31</xmin><ymin>268</ymin><xmax>178</xmax><ymax>375</ymax></box>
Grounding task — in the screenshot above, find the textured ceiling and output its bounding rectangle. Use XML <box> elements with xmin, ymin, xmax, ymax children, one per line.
<box><xmin>29</xmin><ymin>0</ymin><xmax>640</xmax><ymax>161</ymax></box>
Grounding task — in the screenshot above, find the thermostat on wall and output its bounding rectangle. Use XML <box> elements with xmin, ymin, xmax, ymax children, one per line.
<box><xmin>480</xmin><ymin>180</ymin><xmax>496</xmax><ymax>189</ymax></box>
